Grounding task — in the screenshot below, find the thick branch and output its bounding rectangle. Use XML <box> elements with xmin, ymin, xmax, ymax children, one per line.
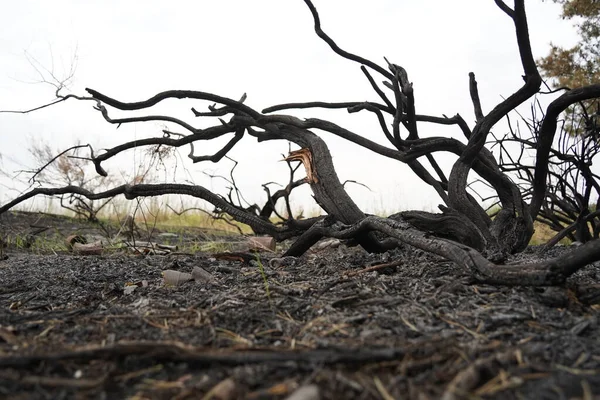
<box><xmin>447</xmin><ymin>0</ymin><xmax>541</xmax><ymax>250</ymax></box>
<box><xmin>291</xmin><ymin>215</ymin><xmax>600</xmax><ymax>286</ymax></box>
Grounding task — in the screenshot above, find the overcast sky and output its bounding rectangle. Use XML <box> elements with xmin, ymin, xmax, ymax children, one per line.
<box><xmin>0</xmin><ymin>1</ymin><xmax>579</xmax><ymax>216</ymax></box>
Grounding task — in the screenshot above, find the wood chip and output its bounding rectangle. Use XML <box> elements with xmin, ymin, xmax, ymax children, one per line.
<box><xmin>203</xmin><ymin>377</ymin><xmax>236</xmax><ymax>400</ymax></box>
<box><xmin>247</xmin><ymin>236</ymin><xmax>276</xmax><ymax>252</ymax></box>
<box><xmin>284</xmin><ymin>384</ymin><xmax>320</xmax><ymax>400</ymax></box>
<box><xmin>65</xmin><ymin>235</ymin><xmax>87</xmax><ymax>250</ymax></box>
<box><xmin>162</xmin><ymin>270</ymin><xmax>193</xmax><ymax>286</ymax></box>
<box><xmin>72</xmin><ymin>242</ymin><xmax>103</xmax><ymax>255</ymax></box>
<box><xmin>192</xmin><ymin>266</ymin><xmax>216</xmax><ymax>283</ymax></box>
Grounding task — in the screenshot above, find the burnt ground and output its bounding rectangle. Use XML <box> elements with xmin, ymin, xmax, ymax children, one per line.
<box><xmin>1</xmin><ymin>211</ymin><xmax>600</xmax><ymax>399</ymax></box>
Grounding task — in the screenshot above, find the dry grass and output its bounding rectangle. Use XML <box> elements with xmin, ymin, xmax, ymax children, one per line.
<box><xmin>16</xmin><ymin>197</ymin><xmax>570</xmax><ymax>247</ymax></box>
<box><xmin>530</xmin><ymin>221</ymin><xmax>570</xmax><ymax>246</ymax></box>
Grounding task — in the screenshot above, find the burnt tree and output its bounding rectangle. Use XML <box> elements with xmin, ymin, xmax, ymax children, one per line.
<box><xmin>492</xmin><ymin>98</ymin><xmax>600</xmax><ymax>248</ymax></box>
<box><xmin>2</xmin><ymin>0</ymin><xmax>600</xmax><ymax>286</ymax></box>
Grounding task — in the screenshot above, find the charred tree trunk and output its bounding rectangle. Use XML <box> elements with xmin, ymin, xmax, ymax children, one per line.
<box><xmin>250</xmin><ymin>120</ymin><xmax>389</xmax><ymax>254</ymax></box>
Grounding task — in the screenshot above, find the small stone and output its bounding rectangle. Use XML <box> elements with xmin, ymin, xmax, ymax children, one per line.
<box><xmin>192</xmin><ymin>266</ymin><xmax>216</xmax><ymax>283</ymax></box>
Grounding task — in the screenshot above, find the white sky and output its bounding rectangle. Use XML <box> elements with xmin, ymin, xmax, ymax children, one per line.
<box><xmin>0</xmin><ymin>1</ymin><xmax>579</xmax><ymax>216</ymax></box>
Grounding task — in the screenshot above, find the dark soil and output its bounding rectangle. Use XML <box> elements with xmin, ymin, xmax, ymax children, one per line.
<box><xmin>1</xmin><ymin>211</ymin><xmax>599</xmax><ymax>399</ymax></box>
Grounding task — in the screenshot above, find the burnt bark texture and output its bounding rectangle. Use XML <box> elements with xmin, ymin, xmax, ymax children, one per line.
<box><xmin>2</xmin><ymin>0</ymin><xmax>600</xmax><ymax>286</ymax></box>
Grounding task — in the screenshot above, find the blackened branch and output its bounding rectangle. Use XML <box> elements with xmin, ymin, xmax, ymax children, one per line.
<box><xmin>86</xmin><ymin>88</ymin><xmax>261</xmax><ymax>119</ymax></box>
<box><xmin>263</xmin><ymin>101</ymin><xmax>391</xmax><ymax>114</ymax></box>
<box><xmin>302</xmin><ymin>0</ymin><xmax>394</xmax><ymax>81</ymax></box>
<box><xmin>90</xmin><ymin>125</ymin><xmax>237</xmax><ymax>177</ymax></box>
<box><xmin>530</xmin><ymin>84</ymin><xmax>600</xmax><ymax>216</ymax></box>
<box><xmin>287</xmin><ymin>215</ymin><xmax>600</xmax><ymax>286</ymax></box>
<box><xmin>469</xmin><ymin>72</ymin><xmax>484</xmax><ymax>122</ymax></box>
<box><xmin>360</xmin><ymin>65</ymin><xmax>395</xmax><ymax>111</ymax></box>
<box><xmin>347</xmin><ymin>103</ymin><xmax>395</xmax><ymax>145</ymax></box>
<box><xmin>0</xmin><ymin>183</ymin><xmax>304</xmax><ymax>240</ymax></box>
<box><xmin>188</xmin><ymin>128</ymin><xmax>245</xmax><ymax>163</ymax></box>
<box><xmin>494</xmin><ymin>0</ymin><xmax>515</xmax><ymax>18</ymax></box>
<box><xmin>95</xmin><ymin>104</ymin><xmax>200</xmax><ymax>134</ymax></box>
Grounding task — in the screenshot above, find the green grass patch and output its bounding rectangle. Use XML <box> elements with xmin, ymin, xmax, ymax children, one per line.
<box><xmin>254</xmin><ymin>253</ymin><xmax>272</xmax><ymax>303</ymax></box>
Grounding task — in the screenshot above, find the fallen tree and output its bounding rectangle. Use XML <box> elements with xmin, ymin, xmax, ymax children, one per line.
<box><xmin>2</xmin><ymin>0</ymin><xmax>600</xmax><ymax>286</ymax></box>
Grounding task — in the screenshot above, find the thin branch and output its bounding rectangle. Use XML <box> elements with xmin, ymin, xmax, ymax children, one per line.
<box><xmin>188</xmin><ymin>128</ymin><xmax>245</xmax><ymax>163</ymax></box>
<box><xmin>530</xmin><ymin>84</ymin><xmax>600</xmax><ymax>217</ymax></box>
<box><xmin>86</xmin><ymin>88</ymin><xmax>261</xmax><ymax>119</ymax></box>
<box><xmin>27</xmin><ymin>144</ymin><xmax>93</xmax><ymax>184</ymax></box>
<box><xmin>263</xmin><ymin>101</ymin><xmax>391</xmax><ymax>114</ymax></box>
<box><xmin>468</xmin><ymin>72</ymin><xmax>485</xmax><ymax>122</ymax></box>
<box><xmin>494</xmin><ymin>0</ymin><xmax>515</xmax><ymax>18</ymax></box>
<box><xmin>0</xmin><ymin>183</ymin><xmax>303</xmax><ymax>240</ymax></box>
<box><xmin>301</xmin><ymin>0</ymin><xmax>394</xmax><ymax>81</ymax></box>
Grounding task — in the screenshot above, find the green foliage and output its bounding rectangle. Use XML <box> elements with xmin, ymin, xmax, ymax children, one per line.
<box><xmin>538</xmin><ymin>0</ymin><xmax>599</xmax><ymax>135</ymax></box>
<box><xmin>4</xmin><ymin>231</ymin><xmax>69</xmax><ymax>253</ymax></box>
<box><xmin>539</xmin><ymin>0</ymin><xmax>600</xmax><ymax>88</ymax></box>
<box><xmin>254</xmin><ymin>254</ymin><xmax>272</xmax><ymax>302</ymax></box>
